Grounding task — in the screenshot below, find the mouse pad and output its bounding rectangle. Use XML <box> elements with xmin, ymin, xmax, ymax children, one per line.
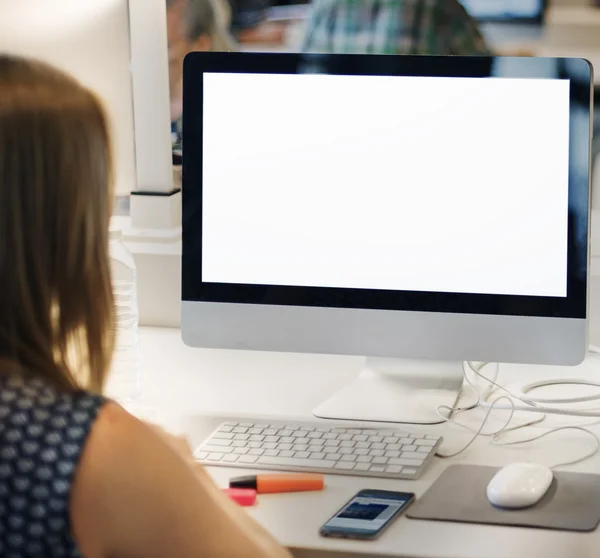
<box><xmin>407</xmin><ymin>464</ymin><xmax>600</xmax><ymax>532</ymax></box>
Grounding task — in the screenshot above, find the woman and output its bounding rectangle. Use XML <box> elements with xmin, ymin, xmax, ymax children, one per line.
<box><xmin>0</xmin><ymin>54</ymin><xmax>291</xmax><ymax>558</ymax></box>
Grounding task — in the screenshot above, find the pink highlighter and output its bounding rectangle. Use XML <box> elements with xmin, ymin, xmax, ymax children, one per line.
<box><xmin>223</xmin><ymin>487</ymin><xmax>257</xmax><ymax>507</ymax></box>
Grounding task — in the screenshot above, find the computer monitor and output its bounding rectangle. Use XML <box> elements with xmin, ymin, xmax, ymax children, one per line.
<box><xmin>459</xmin><ymin>0</ymin><xmax>546</xmax><ymax>23</ymax></box>
<box><xmin>0</xmin><ymin>0</ymin><xmax>173</xmax><ymax>198</ymax></box>
<box><xmin>181</xmin><ymin>53</ymin><xmax>592</xmax><ymax>425</ymax></box>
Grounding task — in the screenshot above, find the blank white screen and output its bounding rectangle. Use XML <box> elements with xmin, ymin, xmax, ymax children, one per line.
<box><xmin>202</xmin><ymin>73</ymin><xmax>570</xmax><ymax>297</ymax></box>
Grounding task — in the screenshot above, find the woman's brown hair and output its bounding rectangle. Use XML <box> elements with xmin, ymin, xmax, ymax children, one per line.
<box><xmin>0</xmin><ymin>55</ymin><xmax>115</xmax><ymax>392</ymax></box>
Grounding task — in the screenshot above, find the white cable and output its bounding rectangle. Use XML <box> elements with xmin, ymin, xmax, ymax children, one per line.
<box><xmin>435</xmin><ymin>362</ymin><xmax>600</xmax><ymax>468</ymax></box>
<box><xmin>436</xmin><ymin>396</ymin><xmax>516</xmax><ymax>458</ymax></box>
<box><xmin>493</xmin><ymin>426</ymin><xmax>600</xmax><ymax>469</ymax></box>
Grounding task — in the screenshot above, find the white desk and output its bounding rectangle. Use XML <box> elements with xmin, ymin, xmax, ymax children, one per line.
<box><xmin>133</xmin><ymin>326</ymin><xmax>600</xmax><ymax>558</ymax></box>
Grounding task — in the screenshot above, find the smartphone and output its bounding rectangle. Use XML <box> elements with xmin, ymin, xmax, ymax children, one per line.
<box><xmin>319</xmin><ymin>489</ymin><xmax>415</xmax><ymax>540</ymax></box>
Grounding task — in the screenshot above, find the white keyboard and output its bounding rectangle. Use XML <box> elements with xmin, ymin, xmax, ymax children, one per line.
<box><xmin>194</xmin><ymin>419</ymin><xmax>442</xmax><ymax>480</ymax></box>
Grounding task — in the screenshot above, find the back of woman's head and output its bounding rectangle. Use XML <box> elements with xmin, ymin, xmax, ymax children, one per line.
<box><xmin>0</xmin><ymin>55</ymin><xmax>114</xmax><ymax>392</ymax></box>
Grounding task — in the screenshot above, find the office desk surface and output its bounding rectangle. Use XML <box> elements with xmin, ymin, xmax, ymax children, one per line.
<box><xmin>135</xmin><ymin>326</ymin><xmax>600</xmax><ymax>558</ymax></box>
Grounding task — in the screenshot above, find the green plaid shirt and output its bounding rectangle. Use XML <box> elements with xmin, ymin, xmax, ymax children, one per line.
<box><xmin>302</xmin><ymin>0</ymin><xmax>491</xmax><ymax>56</ymax></box>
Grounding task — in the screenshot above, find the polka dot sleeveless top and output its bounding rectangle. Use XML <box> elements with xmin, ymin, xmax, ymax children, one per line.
<box><xmin>0</xmin><ymin>373</ymin><xmax>105</xmax><ymax>557</ymax></box>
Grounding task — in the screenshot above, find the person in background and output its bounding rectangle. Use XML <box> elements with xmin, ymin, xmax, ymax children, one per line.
<box><xmin>302</xmin><ymin>0</ymin><xmax>491</xmax><ymax>56</ymax></box>
<box><xmin>167</xmin><ymin>0</ymin><xmax>236</xmax><ymax>152</ymax></box>
<box><xmin>0</xmin><ymin>54</ymin><xmax>292</xmax><ymax>558</ymax></box>
<box><xmin>227</xmin><ymin>0</ymin><xmax>288</xmax><ymax>45</ymax></box>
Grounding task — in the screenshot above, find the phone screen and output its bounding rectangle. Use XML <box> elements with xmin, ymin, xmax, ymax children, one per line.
<box><xmin>320</xmin><ymin>490</ymin><xmax>414</xmax><ymax>539</ymax></box>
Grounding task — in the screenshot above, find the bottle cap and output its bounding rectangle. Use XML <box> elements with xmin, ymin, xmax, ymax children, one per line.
<box><xmin>222</xmin><ymin>488</ymin><xmax>257</xmax><ymax>506</ymax></box>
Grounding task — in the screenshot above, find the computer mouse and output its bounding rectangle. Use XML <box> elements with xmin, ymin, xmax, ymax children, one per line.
<box><xmin>486</xmin><ymin>462</ymin><xmax>554</xmax><ymax>509</ymax></box>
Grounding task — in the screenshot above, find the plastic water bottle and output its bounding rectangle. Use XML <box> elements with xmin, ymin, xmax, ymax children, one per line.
<box><xmin>106</xmin><ymin>226</ymin><xmax>141</xmax><ymax>402</ymax></box>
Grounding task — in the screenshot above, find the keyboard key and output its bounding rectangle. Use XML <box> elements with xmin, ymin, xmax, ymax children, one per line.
<box><xmin>223</xmin><ymin>422</ymin><xmax>238</xmax><ymax>427</ymax></box>
<box><xmin>335</xmin><ymin>462</ymin><xmax>355</xmax><ymax>470</ymax></box>
<box><xmin>279</xmin><ymin>430</ymin><xmax>293</xmax><ymax>437</ymax></box>
<box><xmin>232</xmin><ymin>441</ymin><xmax>247</xmax><ymax>448</ymax></box>
<box><xmin>322</xmin><ymin>433</ymin><xmax>338</xmax><ymax>440</ymax></box>
<box><xmin>264</xmin><ymin>449</ymin><xmax>279</xmax><ymax>457</ymax></box>
<box><xmin>249</xmin><ymin>449</ymin><xmax>264</xmax><ymax>456</ymax></box>
<box><xmin>372</xmin><ymin>457</ymin><xmax>388</xmax><ymax>465</ymax></box>
<box><xmin>418</xmin><ymin>446</ymin><xmax>430</xmax><ymax>453</ymax></box>
<box><xmin>292</xmin><ymin>431</ymin><xmax>307</xmax><ymax>438</ymax></box>
<box><xmin>213</xmin><ymin>432</ymin><xmax>234</xmax><ymax>440</ymax></box>
<box><xmin>415</xmin><ymin>439</ymin><xmax>437</xmax><ymax>447</ymax></box>
<box><xmin>249</xmin><ymin>435</ymin><xmax>264</xmax><ymax>442</ymax></box>
<box><xmin>337</xmin><ymin>434</ymin><xmax>353</xmax><ymax>441</ymax></box>
<box><xmin>324</xmin><ymin>440</ymin><xmax>340</xmax><ymax>447</ymax></box>
<box><xmin>369</xmin><ymin>465</ymin><xmax>386</xmax><ymax>472</ymax></box>
<box><xmin>368</xmin><ymin>436</ymin><xmax>383</xmax><ymax>443</ymax></box>
<box><xmin>307</xmin><ymin>432</ymin><xmax>322</xmax><ymax>439</ymax></box>
<box><xmin>295</xmin><ymin>451</ymin><xmax>310</xmax><ymax>459</ymax></box>
<box><xmin>354</xmin><ymin>448</ymin><xmax>369</xmax><ymax>456</ymax></box>
<box><xmin>355</xmin><ymin>442</ymin><xmax>370</xmax><ymax>449</ymax></box>
<box><xmin>426</xmin><ymin>435</ymin><xmax>439</xmax><ymax>440</ymax></box>
<box><xmin>338</xmin><ymin>448</ymin><xmax>353</xmax><ymax>455</ymax></box>
<box><xmin>386</xmin><ymin>465</ymin><xmax>403</xmax><ymax>474</ymax></box>
<box><xmin>238</xmin><ymin>422</ymin><xmax>253</xmax><ymax>427</ymax></box>
<box><xmin>233</xmin><ymin>448</ymin><xmax>249</xmax><ymax>455</ymax></box>
<box><xmin>258</xmin><ymin>457</ymin><xmax>336</xmax><ymax>469</ymax></box>
<box><xmin>195</xmin><ymin>451</ymin><xmax>208</xmax><ymax>460</ymax></box>
<box><xmin>202</xmin><ymin>445</ymin><xmax>233</xmax><ymax>454</ymax></box>
<box><xmin>281</xmin><ymin>436</ymin><xmax>295</xmax><ymax>443</ymax></box>
<box><xmin>403</xmin><ymin>468</ymin><xmax>418</xmax><ymax>476</ymax></box>
<box><xmin>223</xmin><ymin>455</ymin><xmax>239</xmax><ymax>463</ymax></box>
<box><xmin>399</xmin><ymin>438</ymin><xmax>413</xmax><ymax>445</ymax></box>
<box><xmin>208</xmin><ymin>439</ymin><xmax>232</xmax><ymax>447</ymax></box>
<box><xmin>389</xmin><ymin>458</ymin><xmax>423</xmax><ymax>467</ymax></box>
<box><xmin>325</xmin><ymin>453</ymin><xmax>341</xmax><ymax>461</ymax></box>
<box><xmin>248</xmin><ymin>428</ymin><xmax>263</xmax><ymax>435</ymax></box>
<box><xmin>233</xmin><ymin>427</ymin><xmax>248</xmax><ymax>434</ymax></box>
<box><xmin>263</xmin><ymin>442</ymin><xmax>277</xmax><ymax>450</ymax></box>
<box><xmin>354</xmin><ymin>463</ymin><xmax>371</xmax><ymax>471</ymax></box>
<box><xmin>386</xmin><ymin>444</ymin><xmax>402</xmax><ymax>451</ymax></box>
<box><xmin>331</xmin><ymin>428</ymin><xmax>347</xmax><ymax>433</ymax></box>
<box><xmin>385</xmin><ymin>451</ymin><xmax>400</xmax><ymax>458</ymax></box>
<box><xmin>235</xmin><ymin>434</ymin><xmax>250</xmax><ymax>441</ymax></box>
<box><xmin>341</xmin><ymin>454</ymin><xmax>356</xmax><ymax>462</ymax></box>
<box><xmin>371</xmin><ymin>443</ymin><xmax>385</xmax><ymax>450</ymax></box>
<box><xmin>263</xmin><ymin>429</ymin><xmax>278</xmax><ymax>436</ymax></box>
<box><xmin>356</xmin><ymin>455</ymin><xmax>372</xmax><ymax>463</ymax></box>
<box><xmin>294</xmin><ymin>445</ymin><xmax>309</xmax><ymax>452</ymax></box>
<box><xmin>401</xmin><ymin>452</ymin><xmax>424</xmax><ymax>462</ymax></box>
<box><xmin>353</xmin><ymin>435</ymin><xmax>368</xmax><ymax>442</ymax></box>
<box><xmin>248</xmin><ymin>442</ymin><xmax>262</xmax><ymax>449</ymax></box>
<box><xmin>370</xmin><ymin>450</ymin><xmax>384</xmax><ymax>457</ymax></box>
<box><xmin>238</xmin><ymin>455</ymin><xmax>258</xmax><ymax>464</ymax></box>
<box><xmin>300</xmin><ymin>426</ymin><xmax>314</xmax><ymax>431</ymax></box>
<box><xmin>207</xmin><ymin>453</ymin><xmax>224</xmax><ymax>461</ymax></box>
<box><xmin>340</xmin><ymin>441</ymin><xmax>355</xmax><ymax>448</ymax></box>
<box><xmin>384</xmin><ymin>437</ymin><xmax>399</xmax><ymax>444</ymax></box>
<box><xmin>264</xmin><ymin>435</ymin><xmax>278</xmax><ymax>442</ymax></box>
<box><xmin>309</xmin><ymin>439</ymin><xmax>325</xmax><ymax>446</ymax></box>
<box><xmin>347</xmin><ymin>429</ymin><xmax>363</xmax><ymax>435</ymax></box>
<box><xmin>310</xmin><ymin>452</ymin><xmax>326</xmax><ymax>460</ymax></box>
<box><xmin>279</xmin><ymin>451</ymin><xmax>295</xmax><ymax>458</ymax></box>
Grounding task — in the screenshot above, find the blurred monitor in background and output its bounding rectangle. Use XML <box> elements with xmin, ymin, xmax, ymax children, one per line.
<box><xmin>167</xmin><ymin>0</ymin><xmax>236</xmax><ymax>157</ymax></box>
<box><xmin>302</xmin><ymin>0</ymin><xmax>491</xmax><ymax>56</ymax></box>
<box><xmin>458</xmin><ymin>0</ymin><xmax>546</xmax><ymax>22</ymax></box>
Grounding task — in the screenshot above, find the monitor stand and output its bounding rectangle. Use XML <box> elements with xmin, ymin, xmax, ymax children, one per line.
<box><xmin>312</xmin><ymin>358</ymin><xmax>464</xmax><ymax>425</ymax></box>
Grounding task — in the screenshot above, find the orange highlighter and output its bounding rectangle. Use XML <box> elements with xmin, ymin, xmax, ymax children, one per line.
<box><xmin>229</xmin><ymin>473</ymin><xmax>325</xmax><ymax>494</ymax></box>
